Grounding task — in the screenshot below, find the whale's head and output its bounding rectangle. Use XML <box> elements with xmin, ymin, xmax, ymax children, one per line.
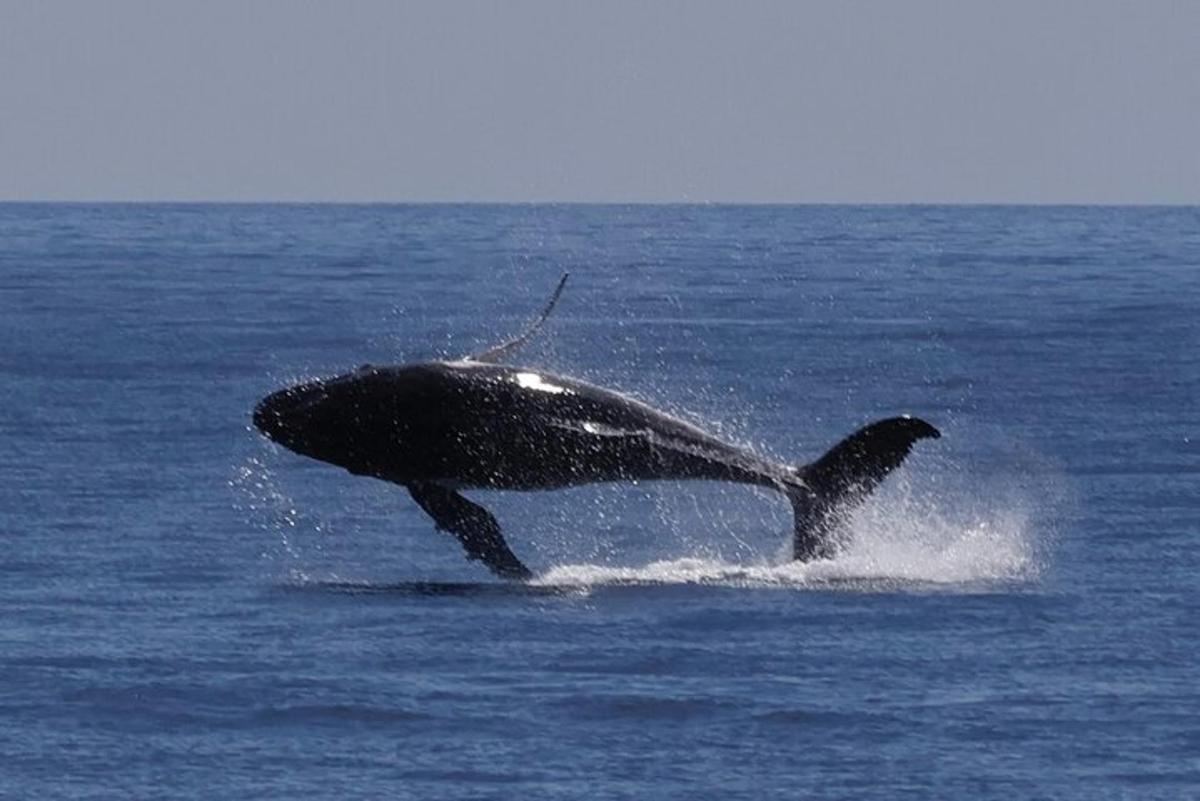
<box><xmin>252</xmin><ymin>364</ymin><xmax>403</xmax><ymax>475</ymax></box>
<box><xmin>253</xmin><ymin>376</ymin><xmax>329</xmax><ymax>454</ymax></box>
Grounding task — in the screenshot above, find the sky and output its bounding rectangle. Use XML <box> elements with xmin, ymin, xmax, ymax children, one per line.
<box><xmin>1</xmin><ymin>1</ymin><xmax>1197</xmax><ymax>203</ymax></box>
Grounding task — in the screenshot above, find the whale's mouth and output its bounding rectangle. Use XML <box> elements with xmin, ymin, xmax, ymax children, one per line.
<box><xmin>253</xmin><ymin>379</ymin><xmax>329</xmax><ymax>450</ymax></box>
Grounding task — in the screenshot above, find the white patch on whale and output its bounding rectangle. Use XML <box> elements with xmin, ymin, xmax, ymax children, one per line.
<box><xmin>514</xmin><ymin>371</ymin><xmax>569</xmax><ymax>394</ymax></box>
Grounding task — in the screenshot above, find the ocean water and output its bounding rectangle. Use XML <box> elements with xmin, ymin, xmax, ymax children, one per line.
<box><xmin>1</xmin><ymin>203</ymin><xmax>1196</xmax><ymax>799</ymax></box>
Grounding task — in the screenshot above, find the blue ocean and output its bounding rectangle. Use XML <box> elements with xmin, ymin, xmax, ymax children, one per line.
<box><xmin>1</xmin><ymin>204</ymin><xmax>1196</xmax><ymax>799</ymax></box>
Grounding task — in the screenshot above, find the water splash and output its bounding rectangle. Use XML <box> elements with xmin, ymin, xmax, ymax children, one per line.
<box><xmin>229</xmin><ymin>451</ymin><xmax>325</xmax><ymax>582</ymax></box>
<box><xmin>535</xmin><ymin>466</ymin><xmax>1050</xmax><ymax>591</ymax></box>
<box><xmin>235</xmin><ymin>414</ymin><xmax>1062</xmax><ymax>593</ymax></box>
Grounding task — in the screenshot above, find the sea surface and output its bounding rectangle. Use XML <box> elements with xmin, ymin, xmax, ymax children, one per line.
<box><xmin>1</xmin><ymin>204</ymin><xmax>1197</xmax><ymax>799</ymax></box>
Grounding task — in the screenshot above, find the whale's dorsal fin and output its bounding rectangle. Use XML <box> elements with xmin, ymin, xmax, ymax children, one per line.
<box><xmin>469</xmin><ymin>273</ymin><xmax>569</xmax><ymax>364</ymax></box>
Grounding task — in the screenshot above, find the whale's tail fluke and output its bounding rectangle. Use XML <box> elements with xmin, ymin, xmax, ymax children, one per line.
<box><xmin>787</xmin><ymin>416</ymin><xmax>940</xmax><ymax>561</ymax></box>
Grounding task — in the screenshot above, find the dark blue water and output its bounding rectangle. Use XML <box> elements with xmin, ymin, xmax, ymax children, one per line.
<box><xmin>2</xmin><ymin>204</ymin><xmax>1197</xmax><ymax>799</ymax></box>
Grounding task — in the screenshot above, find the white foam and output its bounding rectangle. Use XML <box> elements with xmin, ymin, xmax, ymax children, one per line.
<box><xmin>535</xmin><ymin>474</ymin><xmax>1044</xmax><ymax>591</ymax></box>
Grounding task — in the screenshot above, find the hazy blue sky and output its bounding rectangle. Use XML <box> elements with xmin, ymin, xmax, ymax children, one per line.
<box><xmin>1</xmin><ymin>1</ymin><xmax>1197</xmax><ymax>202</ymax></box>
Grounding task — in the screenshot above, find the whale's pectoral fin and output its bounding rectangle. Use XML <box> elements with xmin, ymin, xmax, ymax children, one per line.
<box><xmin>790</xmin><ymin>416</ymin><xmax>941</xmax><ymax>561</ymax></box>
<box><xmin>407</xmin><ymin>483</ymin><xmax>533</xmax><ymax>581</ymax></box>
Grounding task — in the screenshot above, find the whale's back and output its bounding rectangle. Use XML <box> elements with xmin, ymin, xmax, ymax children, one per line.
<box><xmin>374</xmin><ymin>361</ymin><xmax>784</xmax><ymax>491</ymax></box>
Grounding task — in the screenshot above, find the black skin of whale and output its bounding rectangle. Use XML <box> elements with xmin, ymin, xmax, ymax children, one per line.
<box><xmin>253</xmin><ymin>359</ymin><xmax>939</xmax><ymax>580</ymax></box>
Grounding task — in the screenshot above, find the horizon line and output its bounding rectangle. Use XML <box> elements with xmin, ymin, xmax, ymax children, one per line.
<box><xmin>1</xmin><ymin>199</ymin><xmax>1197</xmax><ymax>208</ymax></box>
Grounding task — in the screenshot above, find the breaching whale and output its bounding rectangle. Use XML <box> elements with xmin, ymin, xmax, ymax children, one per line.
<box><xmin>253</xmin><ymin>276</ymin><xmax>939</xmax><ymax>580</ymax></box>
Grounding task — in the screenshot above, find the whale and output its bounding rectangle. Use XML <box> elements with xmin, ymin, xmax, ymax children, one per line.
<box><xmin>253</xmin><ymin>276</ymin><xmax>939</xmax><ymax>580</ymax></box>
